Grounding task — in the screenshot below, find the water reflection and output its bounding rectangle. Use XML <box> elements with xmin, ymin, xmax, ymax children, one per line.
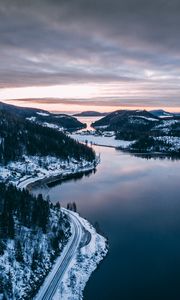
<box><xmin>127</xmin><ymin>151</ymin><xmax>180</xmax><ymax>161</ymax></box>
<box><xmin>33</xmin><ymin>145</ymin><xmax>180</xmax><ymax>300</ymax></box>
<box><xmin>47</xmin><ymin>169</ymin><xmax>96</xmax><ymax>188</ymax></box>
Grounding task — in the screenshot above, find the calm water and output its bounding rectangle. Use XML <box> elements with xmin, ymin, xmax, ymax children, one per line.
<box><xmin>77</xmin><ymin>116</ymin><xmax>101</xmax><ymax>130</ymax></box>
<box><xmin>34</xmin><ymin>127</ymin><xmax>180</xmax><ymax>299</ymax></box>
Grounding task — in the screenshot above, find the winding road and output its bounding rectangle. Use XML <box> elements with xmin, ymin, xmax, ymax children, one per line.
<box><xmin>34</xmin><ymin>209</ymin><xmax>87</xmax><ymax>300</ymax></box>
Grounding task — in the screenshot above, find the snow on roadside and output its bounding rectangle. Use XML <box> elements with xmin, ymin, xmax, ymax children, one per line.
<box><xmin>53</xmin><ymin>211</ymin><xmax>108</xmax><ymax>300</ymax></box>
<box><xmin>0</xmin><ymin>155</ymin><xmax>97</xmax><ymax>188</ymax></box>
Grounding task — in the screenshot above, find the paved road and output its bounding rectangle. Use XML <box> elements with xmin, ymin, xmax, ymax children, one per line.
<box><xmin>35</xmin><ymin>209</ymin><xmax>86</xmax><ymax>300</ymax></box>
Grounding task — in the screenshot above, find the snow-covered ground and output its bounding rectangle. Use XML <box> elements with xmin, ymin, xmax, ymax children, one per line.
<box><xmin>71</xmin><ymin>132</ymin><xmax>134</xmax><ymax>148</ymax></box>
<box><xmin>132</xmin><ymin>116</ymin><xmax>159</xmax><ymax>122</ymax></box>
<box><xmin>53</xmin><ymin>210</ymin><xmax>108</xmax><ymax>300</ymax></box>
<box><xmin>0</xmin><ymin>134</ymin><xmax>108</xmax><ymax>300</ymax></box>
<box><xmin>154</xmin><ymin>119</ymin><xmax>179</xmax><ymax>134</ymax></box>
<box><xmin>0</xmin><ymin>208</ymin><xmax>71</xmax><ymax>300</ymax></box>
<box><xmin>36</xmin><ymin>112</ymin><xmax>50</xmax><ymax>116</ymax></box>
<box><xmin>39</xmin><ymin>122</ymin><xmax>63</xmax><ymax>131</ymax></box>
<box><xmin>0</xmin><ymin>155</ymin><xmax>97</xmax><ymax>188</ymax></box>
<box><xmin>154</xmin><ymin>136</ymin><xmax>180</xmax><ymax>152</ymax></box>
<box><xmin>26</xmin><ymin>116</ymin><xmax>64</xmax><ymax>131</ymax></box>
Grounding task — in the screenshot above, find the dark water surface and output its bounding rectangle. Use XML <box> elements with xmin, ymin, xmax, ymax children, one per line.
<box><xmin>34</xmin><ymin>144</ymin><xmax>180</xmax><ymax>300</ymax></box>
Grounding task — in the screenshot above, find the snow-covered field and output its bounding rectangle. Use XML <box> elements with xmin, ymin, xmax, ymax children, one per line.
<box><xmin>0</xmin><ymin>155</ymin><xmax>96</xmax><ymax>188</ymax></box>
<box><xmin>53</xmin><ymin>211</ymin><xmax>108</xmax><ymax>300</ymax></box>
<box><xmin>71</xmin><ymin>132</ymin><xmax>134</xmax><ymax>148</ymax></box>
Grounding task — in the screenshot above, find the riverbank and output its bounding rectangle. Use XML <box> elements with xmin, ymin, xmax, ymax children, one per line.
<box><xmin>17</xmin><ymin>159</ymin><xmax>98</xmax><ymax>191</ymax></box>
<box><xmin>71</xmin><ymin>132</ymin><xmax>180</xmax><ymax>159</ymax></box>
<box><xmin>30</xmin><ymin>168</ymin><xmax>108</xmax><ymax>300</ymax></box>
<box><xmin>0</xmin><ymin>155</ymin><xmax>98</xmax><ymax>190</ymax></box>
<box><xmin>53</xmin><ymin>210</ymin><xmax>108</xmax><ymax>300</ymax></box>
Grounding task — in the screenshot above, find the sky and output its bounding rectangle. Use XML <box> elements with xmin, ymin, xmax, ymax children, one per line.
<box><xmin>0</xmin><ymin>0</ymin><xmax>180</xmax><ymax>112</ymax></box>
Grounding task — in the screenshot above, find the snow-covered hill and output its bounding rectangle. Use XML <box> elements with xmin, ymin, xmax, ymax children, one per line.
<box><xmin>0</xmin><ymin>183</ymin><xmax>71</xmax><ymax>299</ymax></box>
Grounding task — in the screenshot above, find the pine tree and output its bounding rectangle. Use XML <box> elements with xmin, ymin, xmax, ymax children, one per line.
<box><xmin>0</xmin><ymin>240</ymin><xmax>6</xmax><ymax>255</ymax></box>
<box><xmin>8</xmin><ymin>213</ymin><xmax>15</xmax><ymax>239</ymax></box>
<box><xmin>15</xmin><ymin>240</ymin><xmax>24</xmax><ymax>263</ymax></box>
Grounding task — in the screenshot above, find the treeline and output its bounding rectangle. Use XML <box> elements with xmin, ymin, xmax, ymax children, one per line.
<box><xmin>0</xmin><ymin>110</ymin><xmax>95</xmax><ymax>164</ymax></box>
<box><xmin>115</xmin><ymin>120</ymin><xmax>156</xmax><ymax>141</ymax></box>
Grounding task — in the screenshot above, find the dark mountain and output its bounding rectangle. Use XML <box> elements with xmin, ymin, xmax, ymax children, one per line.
<box><xmin>92</xmin><ymin>110</ymin><xmax>158</xmax><ymax>126</ymax></box>
<box><xmin>74</xmin><ymin>111</ymin><xmax>107</xmax><ymax>117</ymax></box>
<box><xmin>0</xmin><ymin>102</ymin><xmax>86</xmax><ymax>131</ymax></box>
<box><xmin>91</xmin><ymin>109</ymin><xmax>160</xmax><ymax>140</ymax></box>
<box><xmin>0</xmin><ymin>109</ymin><xmax>95</xmax><ymax>164</ymax></box>
<box><xmin>150</xmin><ymin>109</ymin><xmax>173</xmax><ymax>118</ymax></box>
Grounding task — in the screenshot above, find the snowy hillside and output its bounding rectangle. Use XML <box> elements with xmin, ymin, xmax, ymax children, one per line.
<box><xmin>0</xmin><ymin>104</ymin><xmax>104</xmax><ymax>300</ymax></box>
<box><xmin>0</xmin><ymin>183</ymin><xmax>71</xmax><ymax>299</ymax></box>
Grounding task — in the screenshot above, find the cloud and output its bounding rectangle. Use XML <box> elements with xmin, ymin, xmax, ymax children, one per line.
<box><xmin>0</xmin><ymin>0</ymin><xmax>180</xmax><ymax>107</ymax></box>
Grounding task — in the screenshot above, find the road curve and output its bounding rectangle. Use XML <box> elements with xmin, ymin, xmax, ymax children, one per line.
<box><xmin>34</xmin><ymin>209</ymin><xmax>84</xmax><ymax>300</ymax></box>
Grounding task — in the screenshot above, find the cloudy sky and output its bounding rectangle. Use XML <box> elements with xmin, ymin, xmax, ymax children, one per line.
<box><xmin>0</xmin><ymin>0</ymin><xmax>180</xmax><ymax>112</ymax></box>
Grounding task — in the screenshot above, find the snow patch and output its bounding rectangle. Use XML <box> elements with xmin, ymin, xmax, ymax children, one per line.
<box><xmin>36</xmin><ymin>112</ymin><xmax>50</xmax><ymax>116</ymax></box>
<box><xmin>132</xmin><ymin>116</ymin><xmax>159</xmax><ymax>122</ymax></box>
<box><xmin>26</xmin><ymin>116</ymin><xmax>36</xmax><ymax>122</ymax></box>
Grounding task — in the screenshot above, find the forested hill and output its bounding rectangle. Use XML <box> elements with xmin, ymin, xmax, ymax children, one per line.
<box><xmin>0</xmin><ymin>102</ymin><xmax>86</xmax><ymax>130</ymax></box>
<box><xmin>0</xmin><ymin>106</ymin><xmax>95</xmax><ymax>298</ymax></box>
<box><xmin>0</xmin><ymin>109</ymin><xmax>95</xmax><ymax>165</ymax></box>
<box><xmin>0</xmin><ymin>182</ymin><xmax>71</xmax><ymax>299</ymax></box>
<box><xmin>92</xmin><ymin>109</ymin><xmax>159</xmax><ymax>129</ymax></box>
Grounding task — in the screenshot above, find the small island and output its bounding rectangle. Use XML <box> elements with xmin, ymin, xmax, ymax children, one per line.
<box><xmin>74</xmin><ymin>111</ymin><xmax>107</xmax><ymax>117</ymax></box>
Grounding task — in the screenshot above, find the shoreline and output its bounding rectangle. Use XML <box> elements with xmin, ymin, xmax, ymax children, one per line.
<box><xmin>24</xmin><ymin>165</ymin><xmax>96</xmax><ymax>191</ymax></box>
<box><xmin>71</xmin><ymin>131</ymin><xmax>180</xmax><ymax>159</ymax></box>
<box><xmin>14</xmin><ymin>157</ymin><xmax>108</xmax><ymax>300</ymax></box>
<box><xmin>71</xmin><ymin>133</ymin><xmax>180</xmax><ymax>159</ymax></box>
<box><xmin>16</xmin><ymin>158</ymin><xmax>98</xmax><ymax>191</ymax></box>
<box><xmin>53</xmin><ymin>209</ymin><xmax>108</xmax><ymax>300</ymax></box>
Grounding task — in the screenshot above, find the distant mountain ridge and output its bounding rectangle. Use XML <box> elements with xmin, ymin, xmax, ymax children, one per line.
<box><xmin>150</xmin><ymin>109</ymin><xmax>174</xmax><ymax>118</ymax></box>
